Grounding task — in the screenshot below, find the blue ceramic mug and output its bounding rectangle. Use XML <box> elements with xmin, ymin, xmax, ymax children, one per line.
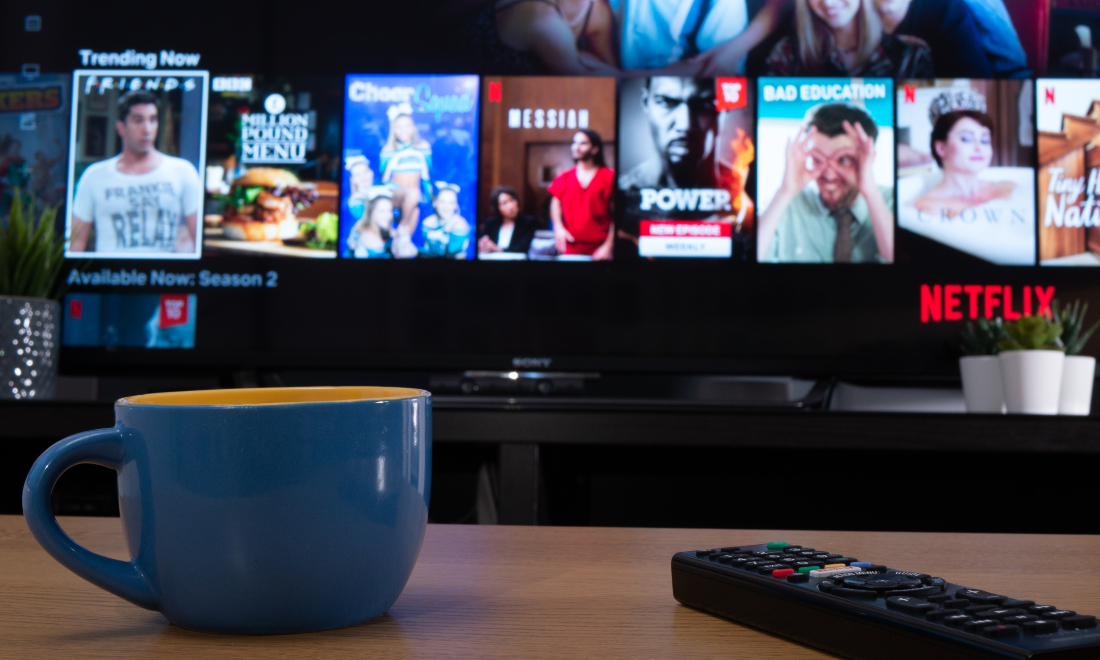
<box><xmin>22</xmin><ymin>386</ymin><xmax>431</xmax><ymax>634</ymax></box>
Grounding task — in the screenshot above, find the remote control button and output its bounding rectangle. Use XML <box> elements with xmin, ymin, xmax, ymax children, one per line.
<box><xmin>982</xmin><ymin>624</ymin><xmax>1019</xmax><ymax>638</ymax></box>
<box><xmin>730</xmin><ymin>557</ymin><xmax>756</xmax><ymax>567</ymax></box>
<box><xmin>810</xmin><ymin>566</ymin><xmax>863</xmax><ymax>578</ymax></box>
<box><xmin>927</xmin><ymin>594</ymin><xmax>953</xmax><ymax>604</ymax></box>
<box><xmin>793</xmin><ymin>547</ymin><xmax>815</xmax><ymax>553</ymax></box>
<box><xmin>964</xmin><ymin>604</ymin><xmax>998</xmax><ymax>616</ymax></box>
<box><xmin>831</xmin><ymin>587</ymin><xmax>878</xmax><ymax>600</ymax></box>
<box><xmin>786</xmin><ymin>573</ymin><xmax>809</xmax><ymax>584</ymax></box>
<box><xmin>850</xmin><ymin>561</ymin><xmax>872</xmax><ymax>569</ymax></box>
<box><xmin>982</xmin><ymin>608</ymin><xmax>1027</xmax><ymax>620</ymax></box>
<box><xmin>923</xmin><ymin>577</ymin><xmax>947</xmax><ymax>589</ymax></box>
<box><xmin>818</xmin><ymin>580</ymin><xmax>836</xmax><ymax>593</ymax></box>
<box><xmin>756</xmin><ymin>564</ymin><xmax>789</xmax><ymax>574</ymax></box>
<box><xmin>885</xmin><ymin>585</ymin><xmax>941</xmax><ymax>598</ymax></box>
<box><xmin>810</xmin><ymin>554</ymin><xmax>831</xmax><ymax>560</ymax></box>
<box><xmin>823</xmin><ymin>563</ymin><xmax>846</xmax><ymax>569</ymax></box>
<box><xmin>943</xmin><ymin>614</ymin><xmax>972</xmax><ymax>626</ymax></box>
<box><xmin>893</xmin><ymin>572</ymin><xmax>931</xmax><ymax>581</ymax></box>
<box><xmin>862</xmin><ymin>564</ymin><xmax>888</xmax><ymax>573</ymax></box>
<box><xmin>1001</xmin><ymin>599</ymin><xmax>1035</xmax><ymax>610</ymax></box>
<box><xmin>830</xmin><ymin>557</ymin><xmax>858</xmax><ymax>565</ymax></box>
<box><xmin>1062</xmin><ymin>615</ymin><xmax>1097</xmax><ymax>630</ymax></box>
<box><xmin>767</xmin><ymin>542</ymin><xmax>789</xmax><ymax>550</ymax></box>
<box><xmin>772</xmin><ymin>568</ymin><xmax>794</xmax><ymax>579</ymax></box>
<box><xmin>1003</xmin><ymin>615</ymin><xmax>1038</xmax><ymax>625</ymax></box>
<box><xmin>963</xmin><ymin>619</ymin><xmax>999</xmax><ymax>633</ymax></box>
<box><xmin>926</xmin><ymin>609</ymin><xmax>962</xmax><ymax>622</ymax></box>
<box><xmin>886</xmin><ymin>596</ymin><xmax>938</xmax><ymax>615</ymax></box>
<box><xmin>1044</xmin><ymin>610</ymin><xmax>1076</xmax><ymax>620</ymax></box>
<box><xmin>954</xmin><ymin>589</ymin><xmax>1005</xmax><ymax>605</ymax></box>
<box><xmin>720</xmin><ymin>547</ymin><xmax>744</xmax><ymax>553</ymax></box>
<box><xmin>751</xmin><ymin>551</ymin><xmax>775</xmax><ymax>557</ymax></box>
<box><xmin>797</xmin><ymin>566</ymin><xmax>817</xmax><ymax>574</ymax></box>
<box><xmin>941</xmin><ymin>599</ymin><xmax>969</xmax><ymax>610</ymax></box>
<box><xmin>715</xmin><ymin>555</ymin><xmax>734</xmax><ymax>563</ymax></box>
<box><xmin>780</xmin><ymin>545</ymin><xmax>803</xmax><ymax>553</ymax></box>
<box><xmin>1029</xmin><ymin>605</ymin><xmax>1057</xmax><ymax>616</ymax></box>
<box><xmin>1022</xmin><ymin>620</ymin><xmax>1060</xmax><ymax>634</ymax></box>
<box><xmin>793</xmin><ymin>561</ymin><xmax>825</xmax><ymax>569</ymax></box>
<box><xmin>863</xmin><ymin>579</ymin><xmax>903</xmax><ymax>590</ymax></box>
<box><xmin>695</xmin><ymin>549</ymin><xmax>720</xmax><ymax>557</ymax></box>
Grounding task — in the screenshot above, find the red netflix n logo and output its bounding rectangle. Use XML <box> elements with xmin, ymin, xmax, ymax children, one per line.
<box><xmin>488</xmin><ymin>81</ymin><xmax>502</xmax><ymax>103</ymax></box>
<box><xmin>1045</xmin><ymin>87</ymin><xmax>1055</xmax><ymax>104</ymax></box>
<box><xmin>69</xmin><ymin>299</ymin><xmax>82</xmax><ymax>320</ymax></box>
<box><xmin>904</xmin><ymin>85</ymin><xmax>915</xmax><ymax>103</ymax></box>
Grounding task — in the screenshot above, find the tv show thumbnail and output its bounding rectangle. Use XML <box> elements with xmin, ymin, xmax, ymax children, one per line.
<box><xmin>1048</xmin><ymin>2</ymin><xmax>1100</xmax><ymax>77</ymax></box>
<box><xmin>341</xmin><ymin>74</ymin><xmax>480</xmax><ymax>259</ymax></box>
<box><xmin>0</xmin><ymin>73</ymin><xmax>69</xmax><ymax>223</ymax></box>
<box><xmin>617</xmin><ymin>76</ymin><xmax>754</xmax><ymax>260</ymax></box>
<box><xmin>896</xmin><ymin>80</ymin><xmax>1035</xmax><ymax>266</ymax></box>
<box><xmin>1037</xmin><ymin>78</ymin><xmax>1100</xmax><ymax>266</ymax></box>
<box><xmin>756</xmin><ymin>78</ymin><xmax>895</xmax><ymax>264</ymax></box>
<box><xmin>63</xmin><ymin>293</ymin><xmax>197</xmax><ymax>348</ymax></box>
<box><xmin>478</xmin><ymin>76</ymin><xmax>616</xmax><ymax>261</ymax></box>
<box><xmin>65</xmin><ymin>70</ymin><xmax>209</xmax><ymax>260</ymax></box>
<box><xmin>202</xmin><ymin>75</ymin><xmax>343</xmax><ymax>258</ymax></box>
<box><xmin>456</xmin><ymin>0</ymin><xmax>756</xmax><ymax>76</ymax></box>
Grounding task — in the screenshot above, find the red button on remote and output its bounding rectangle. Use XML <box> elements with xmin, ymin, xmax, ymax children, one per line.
<box><xmin>772</xmin><ymin>569</ymin><xmax>794</xmax><ymax>579</ymax></box>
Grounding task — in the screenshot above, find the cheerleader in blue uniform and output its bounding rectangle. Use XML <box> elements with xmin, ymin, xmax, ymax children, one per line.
<box><xmin>380</xmin><ymin>103</ymin><xmax>433</xmax><ymax>258</ymax></box>
<box><xmin>346</xmin><ymin>187</ymin><xmax>396</xmax><ymax>259</ymax></box>
<box><xmin>419</xmin><ymin>183</ymin><xmax>471</xmax><ymax>259</ymax></box>
<box><xmin>344</xmin><ymin>155</ymin><xmax>375</xmax><ymax>222</ymax></box>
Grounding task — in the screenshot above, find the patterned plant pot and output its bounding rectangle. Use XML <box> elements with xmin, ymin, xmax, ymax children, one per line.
<box><xmin>0</xmin><ymin>296</ymin><xmax>59</xmax><ymax>400</ymax></box>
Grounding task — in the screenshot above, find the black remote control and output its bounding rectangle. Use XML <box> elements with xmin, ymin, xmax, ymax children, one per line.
<box><xmin>672</xmin><ymin>542</ymin><xmax>1099</xmax><ymax>660</ymax></box>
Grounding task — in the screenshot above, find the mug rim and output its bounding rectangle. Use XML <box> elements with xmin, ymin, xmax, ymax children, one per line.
<box><xmin>118</xmin><ymin>386</ymin><xmax>429</xmax><ymax>407</ymax></box>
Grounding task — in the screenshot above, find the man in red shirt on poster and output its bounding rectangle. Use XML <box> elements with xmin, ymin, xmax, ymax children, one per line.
<box><xmin>549</xmin><ymin>129</ymin><xmax>615</xmax><ymax>260</ymax></box>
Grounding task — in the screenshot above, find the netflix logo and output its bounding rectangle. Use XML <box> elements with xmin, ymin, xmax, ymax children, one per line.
<box><xmin>920</xmin><ymin>284</ymin><xmax>1055</xmax><ymax>323</ymax></box>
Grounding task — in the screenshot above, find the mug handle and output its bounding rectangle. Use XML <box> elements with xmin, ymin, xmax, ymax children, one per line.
<box><xmin>22</xmin><ymin>426</ymin><xmax>159</xmax><ymax>610</ymax></box>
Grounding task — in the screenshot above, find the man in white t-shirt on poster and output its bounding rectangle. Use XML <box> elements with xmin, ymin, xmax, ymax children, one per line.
<box><xmin>69</xmin><ymin>90</ymin><xmax>201</xmax><ymax>256</ymax></box>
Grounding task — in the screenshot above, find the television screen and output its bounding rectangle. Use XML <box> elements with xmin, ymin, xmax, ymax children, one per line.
<box><xmin>0</xmin><ymin>0</ymin><xmax>1091</xmax><ymax>380</ymax></box>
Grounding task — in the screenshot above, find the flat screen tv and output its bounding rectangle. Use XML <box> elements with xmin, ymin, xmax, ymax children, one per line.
<box><xmin>4</xmin><ymin>0</ymin><xmax>1099</xmax><ymax>381</ymax></box>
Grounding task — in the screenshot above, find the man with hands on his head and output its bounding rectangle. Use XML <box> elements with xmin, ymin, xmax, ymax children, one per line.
<box><xmin>758</xmin><ymin>103</ymin><xmax>893</xmax><ymax>263</ymax></box>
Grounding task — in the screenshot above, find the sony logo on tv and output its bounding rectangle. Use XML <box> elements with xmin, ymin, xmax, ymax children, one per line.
<box><xmin>920</xmin><ymin>284</ymin><xmax>1055</xmax><ymax>323</ymax></box>
<box><xmin>512</xmin><ymin>357</ymin><xmax>552</xmax><ymax>369</ymax></box>
<box><xmin>77</xmin><ymin>49</ymin><xmax>201</xmax><ymax>69</ymax></box>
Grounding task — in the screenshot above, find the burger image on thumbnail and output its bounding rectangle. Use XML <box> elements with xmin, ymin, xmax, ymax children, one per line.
<box><xmin>220</xmin><ymin>168</ymin><xmax>318</xmax><ymax>242</ymax></box>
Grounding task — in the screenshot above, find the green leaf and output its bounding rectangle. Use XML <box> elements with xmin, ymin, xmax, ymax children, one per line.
<box><xmin>1</xmin><ymin>189</ymin><xmax>70</xmax><ymax>299</ymax></box>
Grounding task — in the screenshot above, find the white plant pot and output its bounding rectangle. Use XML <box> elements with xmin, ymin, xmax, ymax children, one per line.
<box><xmin>959</xmin><ymin>356</ymin><xmax>1005</xmax><ymax>413</ymax></box>
<box><xmin>999</xmin><ymin>350</ymin><xmax>1064</xmax><ymax>415</ymax></box>
<box><xmin>1058</xmin><ymin>355</ymin><xmax>1096</xmax><ymax>416</ymax></box>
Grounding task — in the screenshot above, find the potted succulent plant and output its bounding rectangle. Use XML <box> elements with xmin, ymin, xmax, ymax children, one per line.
<box><xmin>0</xmin><ymin>193</ymin><xmax>65</xmax><ymax>400</ymax></box>
<box><xmin>958</xmin><ymin>318</ymin><xmax>1008</xmax><ymax>413</ymax></box>
<box><xmin>1053</xmin><ymin>300</ymin><xmax>1100</xmax><ymax>415</ymax></box>
<box><xmin>998</xmin><ymin>315</ymin><xmax>1064</xmax><ymax>415</ymax></box>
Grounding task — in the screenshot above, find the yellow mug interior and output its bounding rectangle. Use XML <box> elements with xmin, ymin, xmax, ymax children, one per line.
<box><xmin>118</xmin><ymin>386</ymin><xmax>427</xmax><ymax>407</ymax></box>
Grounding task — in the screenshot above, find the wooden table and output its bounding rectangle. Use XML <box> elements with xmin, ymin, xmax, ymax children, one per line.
<box><xmin>2</xmin><ymin>516</ymin><xmax>1098</xmax><ymax>658</ymax></box>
